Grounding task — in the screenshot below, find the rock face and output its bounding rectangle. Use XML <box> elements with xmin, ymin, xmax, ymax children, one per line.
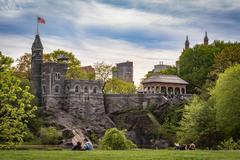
<box><xmin>105</xmin><ymin>94</ymin><xmax>190</xmax><ymax>148</ymax></box>
<box><xmin>42</xmin><ymin>86</ymin><xmax>115</xmax><ymax>145</ymax></box>
<box><xmin>42</xmin><ymin>92</ymin><xmax>190</xmax><ymax>147</ymax></box>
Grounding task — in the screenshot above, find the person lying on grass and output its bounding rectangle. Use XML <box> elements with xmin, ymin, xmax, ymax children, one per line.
<box><xmin>83</xmin><ymin>138</ymin><xmax>93</xmax><ymax>150</ymax></box>
<box><xmin>72</xmin><ymin>141</ymin><xmax>83</xmax><ymax>151</ymax></box>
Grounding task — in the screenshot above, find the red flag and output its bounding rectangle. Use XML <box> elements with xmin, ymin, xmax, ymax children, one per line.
<box><xmin>38</xmin><ymin>17</ymin><xmax>46</xmax><ymax>24</ymax></box>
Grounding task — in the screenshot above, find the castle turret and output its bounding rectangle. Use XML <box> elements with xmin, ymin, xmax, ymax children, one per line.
<box><xmin>31</xmin><ymin>34</ymin><xmax>43</xmax><ymax>105</ymax></box>
<box><xmin>185</xmin><ymin>35</ymin><xmax>190</xmax><ymax>49</ymax></box>
<box><xmin>204</xmin><ymin>32</ymin><xmax>209</xmax><ymax>45</ymax></box>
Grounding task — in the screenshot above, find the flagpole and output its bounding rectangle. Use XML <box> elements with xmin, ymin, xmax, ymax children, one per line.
<box><xmin>36</xmin><ymin>17</ymin><xmax>39</xmax><ymax>35</ymax></box>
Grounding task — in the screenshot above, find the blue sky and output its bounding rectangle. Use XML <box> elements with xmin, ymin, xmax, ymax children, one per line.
<box><xmin>0</xmin><ymin>0</ymin><xmax>240</xmax><ymax>84</ymax></box>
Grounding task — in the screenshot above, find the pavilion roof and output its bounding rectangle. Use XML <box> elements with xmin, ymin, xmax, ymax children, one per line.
<box><xmin>142</xmin><ymin>74</ymin><xmax>188</xmax><ymax>85</ymax></box>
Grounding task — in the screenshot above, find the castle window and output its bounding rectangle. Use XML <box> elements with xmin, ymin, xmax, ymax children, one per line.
<box><xmin>55</xmin><ymin>72</ymin><xmax>61</xmax><ymax>80</ymax></box>
<box><xmin>42</xmin><ymin>85</ymin><xmax>46</xmax><ymax>94</ymax></box>
<box><xmin>42</xmin><ymin>72</ymin><xmax>45</xmax><ymax>80</ymax></box>
<box><xmin>84</xmin><ymin>96</ymin><xmax>89</xmax><ymax>103</ymax></box>
<box><xmin>84</xmin><ymin>86</ymin><xmax>88</xmax><ymax>93</ymax></box>
<box><xmin>54</xmin><ymin>85</ymin><xmax>60</xmax><ymax>93</ymax></box>
<box><xmin>93</xmin><ymin>87</ymin><xmax>97</xmax><ymax>94</ymax></box>
<box><xmin>75</xmin><ymin>85</ymin><xmax>79</xmax><ymax>93</ymax></box>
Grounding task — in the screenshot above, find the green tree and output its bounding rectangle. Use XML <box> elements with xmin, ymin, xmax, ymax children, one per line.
<box><xmin>159</xmin><ymin>66</ymin><xmax>177</xmax><ymax>75</ymax></box>
<box><xmin>177</xmin><ymin>95</ymin><xmax>217</xmax><ymax>148</ymax></box>
<box><xmin>14</xmin><ymin>53</ymin><xmax>32</xmax><ymax>80</ymax></box>
<box><xmin>212</xmin><ymin>44</ymin><xmax>240</xmax><ymax>78</ymax></box>
<box><xmin>99</xmin><ymin>128</ymin><xmax>136</xmax><ymax>150</ymax></box>
<box><xmin>44</xmin><ymin>49</ymin><xmax>91</xmax><ymax>80</ymax></box>
<box><xmin>94</xmin><ymin>62</ymin><xmax>113</xmax><ymax>92</ymax></box>
<box><xmin>0</xmin><ymin>52</ymin><xmax>37</xmax><ymax>145</ymax></box>
<box><xmin>44</xmin><ymin>49</ymin><xmax>81</xmax><ymax>66</ymax></box>
<box><xmin>212</xmin><ymin>64</ymin><xmax>240</xmax><ymax>139</ymax></box>
<box><xmin>104</xmin><ymin>78</ymin><xmax>136</xmax><ymax>94</ymax></box>
<box><xmin>15</xmin><ymin>50</ymin><xmax>93</xmax><ymax>80</ymax></box>
<box><xmin>144</xmin><ymin>66</ymin><xmax>177</xmax><ymax>80</ymax></box>
<box><xmin>179</xmin><ymin>45</ymin><xmax>220</xmax><ymax>93</ymax></box>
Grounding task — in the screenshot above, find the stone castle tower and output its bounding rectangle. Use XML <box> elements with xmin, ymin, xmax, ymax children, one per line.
<box><xmin>204</xmin><ymin>32</ymin><xmax>209</xmax><ymax>45</ymax></box>
<box><xmin>31</xmin><ymin>34</ymin><xmax>43</xmax><ymax>105</ymax></box>
<box><xmin>185</xmin><ymin>35</ymin><xmax>190</xmax><ymax>49</ymax></box>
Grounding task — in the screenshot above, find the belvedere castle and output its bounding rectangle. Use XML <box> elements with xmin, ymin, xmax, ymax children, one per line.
<box><xmin>31</xmin><ymin>33</ymin><xmax>192</xmax><ymax>146</ymax></box>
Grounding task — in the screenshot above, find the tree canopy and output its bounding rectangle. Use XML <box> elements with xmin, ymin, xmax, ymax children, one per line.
<box><xmin>104</xmin><ymin>78</ymin><xmax>136</xmax><ymax>94</ymax></box>
<box><xmin>179</xmin><ymin>45</ymin><xmax>220</xmax><ymax>93</ymax></box>
<box><xmin>0</xmin><ymin>52</ymin><xmax>37</xmax><ymax>144</ymax></box>
<box><xmin>211</xmin><ymin>44</ymin><xmax>240</xmax><ymax>78</ymax></box>
<box><xmin>177</xmin><ymin>95</ymin><xmax>217</xmax><ymax>147</ymax></box>
<box><xmin>212</xmin><ymin>64</ymin><xmax>240</xmax><ymax>139</ymax></box>
<box><xmin>94</xmin><ymin>62</ymin><xmax>113</xmax><ymax>91</ymax></box>
<box><xmin>15</xmin><ymin>53</ymin><xmax>32</xmax><ymax>80</ymax></box>
<box><xmin>15</xmin><ymin>50</ymin><xmax>94</xmax><ymax>80</ymax></box>
<box><xmin>143</xmin><ymin>66</ymin><xmax>177</xmax><ymax>81</ymax></box>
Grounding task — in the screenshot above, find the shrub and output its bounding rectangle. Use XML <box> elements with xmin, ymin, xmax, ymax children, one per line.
<box><xmin>99</xmin><ymin>128</ymin><xmax>136</xmax><ymax>150</ymax></box>
<box><xmin>218</xmin><ymin>138</ymin><xmax>240</xmax><ymax>150</ymax></box>
<box><xmin>40</xmin><ymin>127</ymin><xmax>62</xmax><ymax>145</ymax></box>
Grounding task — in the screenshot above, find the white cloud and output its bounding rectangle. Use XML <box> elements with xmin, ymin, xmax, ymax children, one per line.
<box><xmin>65</xmin><ymin>1</ymin><xmax>187</xmax><ymax>30</ymax></box>
<box><xmin>1</xmin><ymin>0</ymin><xmax>239</xmax><ymax>85</ymax></box>
<box><xmin>0</xmin><ymin>0</ymin><xmax>32</xmax><ymax>18</ymax></box>
<box><xmin>0</xmin><ymin>33</ymin><xmax>180</xmax><ymax>85</ymax></box>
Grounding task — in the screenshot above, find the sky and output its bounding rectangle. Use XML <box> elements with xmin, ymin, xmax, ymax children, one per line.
<box><xmin>0</xmin><ymin>0</ymin><xmax>240</xmax><ymax>85</ymax></box>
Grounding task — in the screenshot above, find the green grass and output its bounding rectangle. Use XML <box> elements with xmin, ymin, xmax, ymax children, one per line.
<box><xmin>0</xmin><ymin>150</ymin><xmax>240</xmax><ymax>160</ymax></box>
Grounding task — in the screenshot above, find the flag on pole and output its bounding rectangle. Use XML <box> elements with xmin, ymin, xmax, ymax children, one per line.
<box><xmin>38</xmin><ymin>17</ymin><xmax>46</xmax><ymax>24</ymax></box>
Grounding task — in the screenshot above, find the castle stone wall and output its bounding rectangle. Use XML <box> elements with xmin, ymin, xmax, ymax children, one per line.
<box><xmin>104</xmin><ymin>93</ymin><xmax>170</xmax><ymax>114</ymax></box>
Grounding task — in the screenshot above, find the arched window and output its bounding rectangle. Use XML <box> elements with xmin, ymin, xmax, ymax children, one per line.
<box><xmin>55</xmin><ymin>72</ymin><xmax>61</xmax><ymax>80</ymax></box>
<box><xmin>75</xmin><ymin>85</ymin><xmax>79</xmax><ymax>93</ymax></box>
<box><xmin>84</xmin><ymin>86</ymin><xmax>88</xmax><ymax>93</ymax></box>
<box><xmin>181</xmin><ymin>88</ymin><xmax>185</xmax><ymax>94</ymax></box>
<box><xmin>161</xmin><ymin>86</ymin><xmax>166</xmax><ymax>94</ymax></box>
<box><xmin>168</xmin><ymin>87</ymin><xmax>173</xmax><ymax>95</ymax></box>
<box><xmin>93</xmin><ymin>87</ymin><xmax>97</xmax><ymax>94</ymax></box>
<box><xmin>175</xmin><ymin>87</ymin><xmax>180</xmax><ymax>95</ymax></box>
<box><xmin>55</xmin><ymin>85</ymin><xmax>60</xmax><ymax>93</ymax></box>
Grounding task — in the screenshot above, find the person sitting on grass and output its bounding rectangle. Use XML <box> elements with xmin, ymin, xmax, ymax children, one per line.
<box><xmin>72</xmin><ymin>141</ymin><xmax>83</xmax><ymax>151</ymax></box>
<box><xmin>83</xmin><ymin>138</ymin><xmax>93</xmax><ymax>150</ymax></box>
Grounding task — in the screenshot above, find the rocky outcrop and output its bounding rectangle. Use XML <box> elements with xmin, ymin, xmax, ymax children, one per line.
<box><xmin>42</xmin><ymin>93</ymin><xmax>190</xmax><ymax>147</ymax></box>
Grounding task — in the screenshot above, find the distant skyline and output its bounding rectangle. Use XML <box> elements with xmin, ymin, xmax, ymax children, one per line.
<box><xmin>1</xmin><ymin>0</ymin><xmax>240</xmax><ymax>84</ymax></box>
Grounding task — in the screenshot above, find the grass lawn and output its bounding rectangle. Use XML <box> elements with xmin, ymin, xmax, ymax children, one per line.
<box><xmin>0</xmin><ymin>149</ymin><xmax>240</xmax><ymax>160</ymax></box>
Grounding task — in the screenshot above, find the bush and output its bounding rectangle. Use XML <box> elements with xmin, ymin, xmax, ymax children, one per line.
<box><xmin>218</xmin><ymin>138</ymin><xmax>240</xmax><ymax>150</ymax></box>
<box><xmin>40</xmin><ymin>127</ymin><xmax>62</xmax><ymax>145</ymax></box>
<box><xmin>99</xmin><ymin>128</ymin><xmax>136</xmax><ymax>150</ymax></box>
